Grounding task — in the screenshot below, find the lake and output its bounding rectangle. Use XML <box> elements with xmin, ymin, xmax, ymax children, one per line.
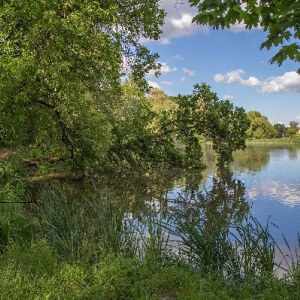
<box><xmin>33</xmin><ymin>142</ymin><xmax>300</xmax><ymax>271</ymax></box>
<box><xmin>53</xmin><ymin>143</ymin><xmax>300</xmax><ymax>244</ymax></box>
<box><xmin>230</xmin><ymin>143</ymin><xmax>300</xmax><ymax>247</ymax></box>
<box><xmin>158</xmin><ymin>143</ymin><xmax>300</xmax><ymax>275</ymax></box>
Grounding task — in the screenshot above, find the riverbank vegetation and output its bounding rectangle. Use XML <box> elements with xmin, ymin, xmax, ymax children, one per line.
<box><xmin>1</xmin><ymin>180</ymin><xmax>300</xmax><ymax>299</ymax></box>
<box><xmin>1</xmin><ymin>1</ymin><xmax>300</xmax><ymax>299</ymax></box>
<box><xmin>0</xmin><ymin>0</ymin><xmax>250</xmax><ymax>177</ymax></box>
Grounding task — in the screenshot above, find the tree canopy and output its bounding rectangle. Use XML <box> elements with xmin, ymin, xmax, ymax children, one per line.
<box><xmin>173</xmin><ymin>83</ymin><xmax>250</xmax><ymax>166</ymax></box>
<box><xmin>0</xmin><ymin>0</ymin><xmax>164</xmax><ymax>170</ymax></box>
<box><xmin>189</xmin><ymin>0</ymin><xmax>300</xmax><ymax>73</ymax></box>
<box><xmin>103</xmin><ymin>82</ymin><xmax>250</xmax><ymax>170</ymax></box>
<box><xmin>286</xmin><ymin>120</ymin><xmax>299</xmax><ymax>138</ymax></box>
<box><xmin>273</xmin><ymin>123</ymin><xmax>287</xmax><ymax>138</ymax></box>
<box><xmin>246</xmin><ymin>111</ymin><xmax>277</xmax><ymax>139</ymax></box>
<box><xmin>0</xmin><ymin>1</ymin><xmax>251</xmax><ymax>174</ymax></box>
<box><xmin>147</xmin><ymin>88</ymin><xmax>177</xmax><ymax>112</ymax></box>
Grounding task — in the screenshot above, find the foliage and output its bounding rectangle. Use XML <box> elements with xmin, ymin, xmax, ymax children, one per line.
<box><xmin>108</xmin><ymin>78</ymin><xmax>184</xmax><ymax>171</ymax></box>
<box><xmin>286</xmin><ymin>120</ymin><xmax>299</xmax><ymax>138</ymax></box>
<box><xmin>147</xmin><ymin>88</ymin><xmax>178</xmax><ymax>112</ymax></box>
<box><xmin>0</xmin><ymin>0</ymin><xmax>165</xmax><ymax>171</ymax></box>
<box><xmin>34</xmin><ymin>184</ymin><xmax>139</xmax><ymax>261</ymax></box>
<box><xmin>0</xmin><ymin>203</ymin><xmax>36</xmax><ymax>253</ymax></box>
<box><xmin>0</xmin><ymin>153</ymin><xmax>29</xmax><ymax>202</ymax></box>
<box><xmin>163</xmin><ymin>169</ymin><xmax>291</xmax><ymax>292</ymax></box>
<box><xmin>189</xmin><ymin>0</ymin><xmax>300</xmax><ymax>73</ymax></box>
<box><xmin>274</xmin><ymin>123</ymin><xmax>287</xmax><ymax>138</ymax></box>
<box><xmin>231</xmin><ymin>215</ymin><xmax>277</xmax><ymax>281</ymax></box>
<box><xmin>109</xmin><ymin>82</ymin><xmax>249</xmax><ymax>170</ymax></box>
<box><xmin>165</xmin><ymin>169</ymin><xmax>248</xmax><ymax>275</ymax></box>
<box><xmin>173</xmin><ymin>83</ymin><xmax>250</xmax><ymax>166</ymax></box>
<box><xmin>246</xmin><ymin>111</ymin><xmax>277</xmax><ymax>139</ymax></box>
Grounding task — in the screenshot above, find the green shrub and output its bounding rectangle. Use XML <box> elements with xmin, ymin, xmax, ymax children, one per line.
<box><xmin>0</xmin><ymin>203</ymin><xmax>36</xmax><ymax>252</ymax></box>
<box><xmin>0</xmin><ymin>153</ymin><xmax>29</xmax><ymax>202</ymax></box>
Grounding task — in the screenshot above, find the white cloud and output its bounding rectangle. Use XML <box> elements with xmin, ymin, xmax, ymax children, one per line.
<box><xmin>259</xmin><ymin>72</ymin><xmax>300</xmax><ymax>94</ymax></box>
<box><xmin>182</xmin><ymin>67</ymin><xmax>195</xmax><ymax>76</ymax></box>
<box><xmin>160</xmin><ymin>62</ymin><xmax>177</xmax><ymax>74</ymax></box>
<box><xmin>227</xmin><ymin>21</ymin><xmax>261</xmax><ymax>33</ymax></box>
<box><xmin>148</xmin><ymin>80</ymin><xmax>161</xmax><ymax>89</ymax></box>
<box><xmin>215</xmin><ymin>69</ymin><xmax>262</xmax><ymax>86</ymax></box>
<box><xmin>214</xmin><ymin>69</ymin><xmax>300</xmax><ymax>93</ymax></box>
<box><xmin>173</xmin><ymin>54</ymin><xmax>184</xmax><ymax>60</ymax></box>
<box><xmin>171</xmin><ymin>13</ymin><xmax>193</xmax><ymax>29</ymax></box>
<box><xmin>146</xmin><ymin>62</ymin><xmax>177</xmax><ymax>78</ymax></box>
<box><xmin>223</xmin><ymin>94</ymin><xmax>235</xmax><ymax>100</ymax></box>
<box><xmin>157</xmin><ymin>1</ymin><xmax>208</xmax><ymax>44</ymax></box>
<box><xmin>162</xmin><ymin>81</ymin><xmax>173</xmax><ymax>86</ymax></box>
<box><xmin>214</xmin><ymin>74</ymin><xmax>225</xmax><ymax>82</ymax></box>
<box><xmin>149</xmin><ymin>1</ymin><xmax>261</xmax><ymax>45</ymax></box>
<box><xmin>180</xmin><ymin>77</ymin><xmax>186</xmax><ymax>82</ymax></box>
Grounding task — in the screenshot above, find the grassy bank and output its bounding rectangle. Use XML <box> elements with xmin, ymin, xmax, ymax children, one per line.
<box><xmin>246</xmin><ymin>138</ymin><xmax>300</xmax><ymax>145</ymax></box>
<box><xmin>204</xmin><ymin>137</ymin><xmax>300</xmax><ymax>146</ymax></box>
<box><xmin>2</xmin><ymin>247</ymin><xmax>297</xmax><ymax>300</ymax></box>
<box><xmin>1</xmin><ymin>184</ymin><xmax>300</xmax><ymax>299</ymax></box>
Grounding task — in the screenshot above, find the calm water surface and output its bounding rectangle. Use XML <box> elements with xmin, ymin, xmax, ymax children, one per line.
<box><xmin>37</xmin><ymin>143</ymin><xmax>300</xmax><ymax>250</ymax></box>
<box><xmin>230</xmin><ymin>144</ymin><xmax>300</xmax><ymax>246</ymax></box>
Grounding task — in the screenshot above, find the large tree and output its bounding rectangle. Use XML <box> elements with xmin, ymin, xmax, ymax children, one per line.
<box><xmin>189</xmin><ymin>0</ymin><xmax>300</xmax><ymax>73</ymax></box>
<box><xmin>146</xmin><ymin>88</ymin><xmax>177</xmax><ymax>112</ymax></box>
<box><xmin>246</xmin><ymin>111</ymin><xmax>277</xmax><ymax>139</ymax></box>
<box><xmin>273</xmin><ymin>122</ymin><xmax>287</xmax><ymax>138</ymax></box>
<box><xmin>286</xmin><ymin>120</ymin><xmax>299</xmax><ymax>138</ymax></box>
<box><xmin>173</xmin><ymin>83</ymin><xmax>250</xmax><ymax>166</ymax></box>
<box><xmin>0</xmin><ymin>0</ymin><xmax>164</xmax><ymax>170</ymax></box>
<box><xmin>108</xmin><ymin>82</ymin><xmax>250</xmax><ymax>170</ymax></box>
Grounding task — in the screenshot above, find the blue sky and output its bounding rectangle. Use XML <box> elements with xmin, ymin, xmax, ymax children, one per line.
<box><xmin>144</xmin><ymin>1</ymin><xmax>300</xmax><ymax>126</ymax></box>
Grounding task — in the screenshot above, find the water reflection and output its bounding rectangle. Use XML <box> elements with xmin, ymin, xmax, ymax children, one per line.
<box><xmin>30</xmin><ymin>143</ymin><xmax>300</xmax><ymax>255</ymax></box>
<box><xmin>31</xmin><ymin>169</ymin><xmax>205</xmax><ymax>216</ymax></box>
<box><xmin>288</xmin><ymin>147</ymin><xmax>298</xmax><ymax>160</ymax></box>
<box><xmin>171</xmin><ymin>168</ymin><xmax>248</xmax><ymax>228</ymax></box>
<box><xmin>247</xmin><ymin>181</ymin><xmax>300</xmax><ymax>207</ymax></box>
<box><xmin>232</xmin><ymin>145</ymin><xmax>271</xmax><ymax>173</ymax></box>
<box><xmin>232</xmin><ymin>146</ymin><xmax>300</xmax><ymax>208</ymax></box>
<box><xmin>231</xmin><ymin>144</ymin><xmax>300</xmax><ymax>174</ymax></box>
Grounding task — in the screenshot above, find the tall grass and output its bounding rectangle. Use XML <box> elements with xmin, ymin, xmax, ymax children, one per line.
<box><xmin>33</xmin><ymin>184</ymin><xmax>140</xmax><ymax>261</ymax></box>
<box><xmin>29</xmin><ymin>183</ymin><xmax>300</xmax><ymax>281</ymax></box>
<box><xmin>163</xmin><ymin>187</ymin><xmax>298</xmax><ymax>288</ymax></box>
<box><xmin>1</xmin><ymin>181</ymin><xmax>300</xmax><ymax>299</ymax></box>
<box><xmin>231</xmin><ymin>215</ymin><xmax>276</xmax><ymax>280</ymax></box>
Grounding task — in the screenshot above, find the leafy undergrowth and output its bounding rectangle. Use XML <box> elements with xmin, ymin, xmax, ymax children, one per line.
<box><xmin>0</xmin><ymin>244</ymin><xmax>299</xmax><ymax>300</ymax></box>
<box><xmin>1</xmin><ymin>184</ymin><xmax>300</xmax><ymax>299</ymax></box>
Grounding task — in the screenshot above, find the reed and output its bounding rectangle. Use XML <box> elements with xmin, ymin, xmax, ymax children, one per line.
<box><xmin>33</xmin><ymin>184</ymin><xmax>139</xmax><ymax>261</ymax></box>
<box><xmin>164</xmin><ymin>196</ymin><xmax>288</xmax><ymax>285</ymax></box>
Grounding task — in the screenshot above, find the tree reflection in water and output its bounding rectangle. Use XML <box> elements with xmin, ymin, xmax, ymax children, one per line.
<box><xmin>171</xmin><ymin>168</ymin><xmax>248</xmax><ymax>228</ymax></box>
<box><xmin>164</xmin><ymin>168</ymin><xmax>249</xmax><ymax>275</ymax></box>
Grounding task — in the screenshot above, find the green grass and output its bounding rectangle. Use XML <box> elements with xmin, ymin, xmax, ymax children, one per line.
<box><xmin>0</xmin><ymin>184</ymin><xmax>300</xmax><ymax>299</ymax></box>
<box><xmin>246</xmin><ymin>137</ymin><xmax>300</xmax><ymax>144</ymax></box>
<box><xmin>204</xmin><ymin>137</ymin><xmax>300</xmax><ymax>146</ymax></box>
<box><xmin>0</xmin><ymin>244</ymin><xmax>298</xmax><ymax>300</ymax></box>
